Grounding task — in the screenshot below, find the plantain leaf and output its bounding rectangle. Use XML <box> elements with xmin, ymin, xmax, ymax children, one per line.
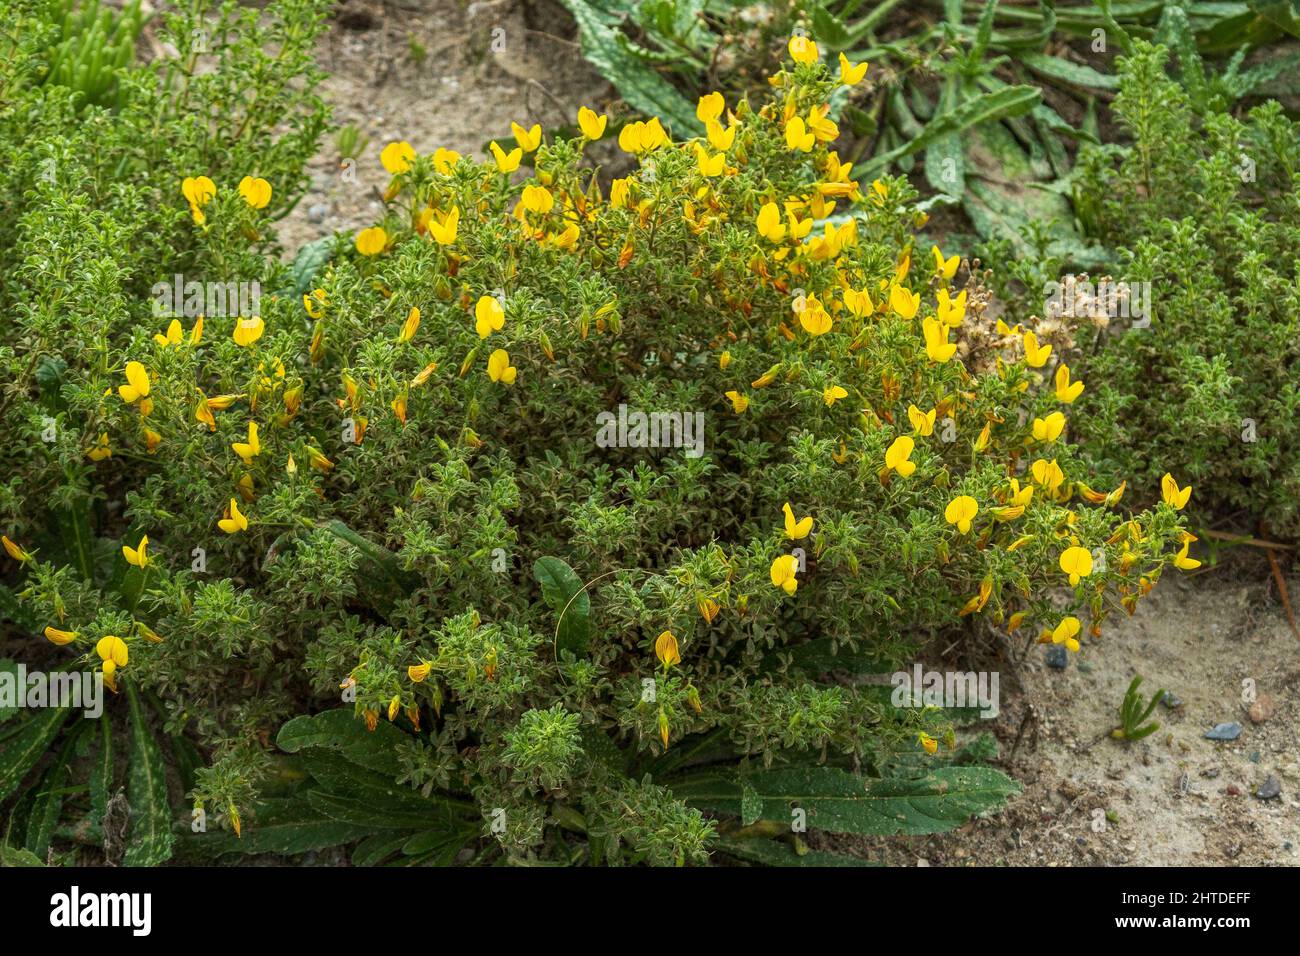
<box><xmin>277</xmin><ymin>709</ymin><xmax>405</xmax><ymax>778</ymax></box>
<box><xmin>122</xmin><ymin>681</ymin><xmax>173</xmax><ymax>866</ymax></box>
<box><xmin>181</xmin><ymin>797</ymin><xmax>379</xmax><ymax>858</ymax></box>
<box><xmin>713</xmin><ymin>835</ymin><xmax>879</xmax><ymax>866</ymax></box>
<box><xmin>534</xmin><ymin>556</ymin><xmax>591</xmax><ymax>658</ymax></box>
<box><xmin>676</xmin><ymin>765</ymin><xmax>1020</xmax><ymax>835</ymax></box>
<box><xmin>0</xmin><ymin>705</ymin><xmax>69</xmax><ymax>803</ymax></box>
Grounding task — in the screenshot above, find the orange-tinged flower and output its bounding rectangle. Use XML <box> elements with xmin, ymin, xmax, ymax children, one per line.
<box><xmin>654</xmin><ymin>630</ymin><xmax>681</xmax><ymax>668</ymax></box>
<box><xmin>918</xmin><ymin>732</ymin><xmax>938</xmax><ymax>755</ymax></box>
<box><xmin>44</xmin><ymin>626</ymin><xmax>78</xmax><ymax>645</ymax></box>
<box><xmin>408</xmin><ymin>661</ymin><xmax>432</xmax><ymax>682</ymax></box>
<box><xmin>3</xmin><ymin>535</ymin><xmax>32</xmax><ymax>563</ymax></box>
<box><xmin>725</xmin><ymin>390</ymin><xmax>749</xmax><ymax>414</ymax></box>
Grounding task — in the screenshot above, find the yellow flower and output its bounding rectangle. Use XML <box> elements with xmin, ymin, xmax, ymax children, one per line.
<box><xmin>1008</xmin><ymin>478</ymin><xmax>1034</xmax><ymax>508</ymax></box>
<box><xmin>122</xmin><ymin>535</ymin><xmax>148</xmax><ymax>568</ymax></box>
<box><xmin>1059</xmin><ymin>546</ymin><xmax>1093</xmax><ymax>586</ymax></box>
<box><xmin>1161</xmin><ymin>473</ymin><xmax>1192</xmax><ymax>510</ymax></box>
<box><xmin>475</xmin><ymin>294</ymin><xmax>505</xmax><ymax>339</ymax></box>
<box><xmin>823</xmin><ymin>384</ymin><xmax>848</xmax><ymax>407</ymax></box>
<box><xmin>355</xmin><ymin>226</ymin><xmax>387</xmax><ymax>257</ymax></box>
<box><xmin>154</xmin><ymin>319</ymin><xmax>183</xmax><ymax>347</ymax></box>
<box><xmin>143</xmin><ymin>427</ymin><xmax>161</xmax><ymax>454</ymax></box>
<box><xmin>487</xmin><ymin>348</ymin><xmax>517</xmax><ymax>384</ymax></box>
<box><xmin>797</xmin><ymin>295</ymin><xmax>832</xmax><ymax>335</ymax></box>
<box><xmin>788</xmin><ymin>34</ymin><xmax>819</xmax><ymax>64</ymax></box>
<box><xmin>181</xmin><ymin>175</ymin><xmax>216</xmax><ymax>208</ymax></box>
<box><xmin>944</xmin><ymin>495</ymin><xmax>978</xmax><ymax>534</ymax></box>
<box><xmin>232</xmin><ymin>422</ymin><xmax>261</xmax><ymax>464</ymax></box>
<box><xmin>307</xmin><ymin>446</ymin><xmax>334</xmax><ymax>471</ymax></box>
<box><xmin>885</xmin><ymin>435</ymin><xmax>916</xmax><ymax>477</ymax></box>
<box><xmin>428</xmin><ymin>207</ymin><xmax>459</xmax><ymax>246</ymax></box>
<box><xmin>218</xmin><ymin>498</ymin><xmax>248</xmax><ymax>534</ymax></box>
<box><xmin>782</xmin><ymin>502</ymin><xmax>813</xmax><ymax>540</ymax></box>
<box><xmin>1032</xmin><ymin>412</ymin><xmax>1066</xmax><ymax>443</ymax></box>
<box><xmin>654</xmin><ymin>630</ymin><xmax>681</xmax><ymax>668</ymax></box>
<box><xmin>433</xmin><ymin>147</ymin><xmax>460</xmax><ymax>174</ymax></box>
<box><xmin>408</xmin><ymin>661</ymin><xmax>432</xmax><ymax>682</ymax></box>
<box><xmin>1048</xmin><ymin>617</ymin><xmax>1082</xmax><ymax>653</ymax></box>
<box><xmin>96</xmin><ymin>634</ymin><xmax>129</xmax><ymax>668</ymax></box>
<box><xmin>922</xmin><ymin>316</ymin><xmax>956</xmax><ymax>363</ymax></box>
<box><xmin>1173</xmin><ymin>534</ymin><xmax>1201</xmax><ymax>570</ymax></box>
<box><xmin>697</xmin><ymin>91</ymin><xmax>725</xmax><ymax>124</ymax></box>
<box><xmin>1023</xmin><ymin>330</ymin><xmax>1052</xmax><ymax>367</ymax></box>
<box><xmin>44</xmin><ymin>626</ymin><xmax>78</xmax><ymax>645</ymax></box>
<box><xmin>391</xmin><ymin>391</ymin><xmax>408</xmax><ymax>425</ymax></box>
<box><xmin>118</xmin><ymin>361</ymin><xmax>150</xmax><ymax>404</ymax></box>
<box><xmin>706</xmin><ymin>119</ymin><xmax>735</xmax><ymax>152</ymax></box>
<box><xmin>520</xmin><ymin>184</ymin><xmax>554</xmax><ymax>215</ymax></box>
<box><xmin>756</xmin><ymin>201</ymin><xmax>785</xmax><ymax>242</ymax></box>
<box><xmin>935</xmin><ymin>288</ymin><xmax>966</xmax><ymax>327</ymax></box>
<box><xmin>237</xmin><ymin>176</ymin><xmax>272</xmax><ymax>209</ymax></box>
<box><xmin>399</xmin><ymin>306</ymin><xmax>421</xmax><ymax>343</ymax></box>
<box><xmin>770</xmin><ymin>554</ymin><xmax>799</xmax><ymax>595</ymax></box>
<box><xmin>87</xmin><ymin>433</ymin><xmax>112</xmax><ymax>461</ymax></box>
<box><xmin>3</xmin><ymin>535</ymin><xmax>32</xmax><ymax>563</ymax></box>
<box><xmin>578</xmin><ymin>106</ymin><xmax>607</xmax><ymax>140</ymax></box>
<box><xmin>617</xmin><ymin>118</ymin><xmax>667</xmax><ymax>154</ymax></box>
<box><xmin>890</xmin><ymin>285</ymin><xmax>919</xmax><ymax>319</ymax></box>
<box><xmin>843</xmin><ymin>287</ymin><xmax>873</xmax><ymax>318</ymax></box>
<box><xmin>303</xmin><ymin>289</ymin><xmax>327</xmax><ymax>319</ymax></box>
<box><xmin>230</xmin><ymin>315</ymin><xmax>264</xmax><ymax>347</ymax></box>
<box><xmin>784</xmin><ymin>115</ymin><xmax>815</xmax><ymax>152</ymax></box>
<box><xmin>908</xmin><ymin>404</ymin><xmax>936</xmax><ymax>436</ymax></box>
<box><xmin>1055</xmin><ymin>364</ymin><xmax>1084</xmax><ymax>403</ymax></box>
<box><xmin>490</xmin><ymin>140</ymin><xmax>523</xmax><ymax>172</ymax></box>
<box><xmin>380</xmin><ymin>141</ymin><xmax>416</xmax><ymax>174</ymax></box>
<box><xmin>932</xmin><ymin>245</ymin><xmax>959</xmax><ymax>281</ymax></box>
<box><xmin>695</xmin><ymin>145</ymin><xmax>725</xmax><ymax>177</ymax></box>
<box><xmin>1031</xmin><ymin>458</ymin><xmax>1064</xmax><ymax>490</ymax></box>
<box><xmin>511</xmin><ymin>122</ymin><xmax>542</xmax><ymax>152</ymax></box>
<box><xmin>838</xmin><ymin>52</ymin><xmax>868</xmax><ymax>85</ymax></box>
<box><xmin>725</xmin><ymin>390</ymin><xmax>749</xmax><ymax>414</ymax></box>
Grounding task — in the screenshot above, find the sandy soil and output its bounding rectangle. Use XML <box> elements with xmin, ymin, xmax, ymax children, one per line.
<box><xmin>271</xmin><ymin>0</ymin><xmax>1298</xmax><ymax>866</ymax></box>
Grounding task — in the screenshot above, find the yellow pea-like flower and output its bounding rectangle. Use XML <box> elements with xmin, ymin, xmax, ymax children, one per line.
<box><xmin>725</xmin><ymin>390</ymin><xmax>749</xmax><ymax>414</ymax></box>
<box><xmin>885</xmin><ymin>435</ymin><xmax>916</xmax><ymax>477</ymax></box>
<box><xmin>918</xmin><ymin>732</ymin><xmax>938</xmax><ymax>755</ymax></box>
<box><xmin>770</xmin><ymin>554</ymin><xmax>800</xmax><ymax>595</ymax></box>
<box><xmin>1059</xmin><ymin>546</ymin><xmax>1093</xmax><ymax>586</ymax></box>
<box><xmin>908</xmin><ymin>404</ymin><xmax>936</xmax><ymax>436</ymax></box>
<box><xmin>932</xmin><ymin>245</ymin><xmax>959</xmax><ymax>281</ymax></box>
<box><xmin>154</xmin><ymin>319</ymin><xmax>183</xmax><ymax>347</ymax></box>
<box><xmin>428</xmin><ymin>207</ymin><xmax>459</xmax><ymax>246</ymax></box>
<box><xmin>944</xmin><ymin>495</ymin><xmax>978</xmax><ymax>534</ymax></box>
<box><xmin>706</xmin><ymin>119</ymin><xmax>735</xmax><ymax>152</ymax></box>
<box><xmin>1033</xmin><ymin>412</ymin><xmax>1066</xmax><ymax>443</ymax></box>
<box><xmin>355</xmin><ymin>226</ymin><xmax>387</xmax><ymax>257</ymax></box>
<box><xmin>1055</xmin><ymin>364</ymin><xmax>1084</xmax><ymax>403</ymax></box>
<box><xmin>1031</xmin><ymin>458</ymin><xmax>1064</xmax><ymax>490</ymax></box>
<box><xmin>232</xmin><ymin>316</ymin><xmax>264</xmax><ymax>347</ymax></box>
<box><xmin>118</xmin><ymin>361</ymin><xmax>150</xmax><ymax>404</ymax></box>
<box><xmin>408</xmin><ymin>661</ymin><xmax>432</xmax><ymax>682</ymax></box>
<box><xmin>936</xmin><ymin>288</ymin><xmax>967</xmax><ymax>327</ymax></box>
<box><xmin>756</xmin><ymin>201</ymin><xmax>785</xmax><ymax>243</ymax></box>
<box><xmin>218</xmin><ymin>498</ymin><xmax>248</xmax><ymax>534</ymax></box>
<box><xmin>520</xmin><ymin>184</ymin><xmax>554</xmax><ymax>215</ymax></box>
<box><xmin>1173</xmin><ymin>534</ymin><xmax>1201</xmax><ymax>570</ymax></box>
<box><xmin>237</xmin><ymin>176</ymin><xmax>272</xmax><ymax>209</ymax></box>
<box><xmin>695</xmin><ymin>145</ymin><xmax>725</xmax><ymax>177</ymax></box>
<box><xmin>788</xmin><ymin>34</ymin><xmax>819</xmax><ymax>64</ymax></box>
<box><xmin>399</xmin><ymin>306</ymin><xmax>421</xmax><ymax>343</ymax></box>
<box><xmin>380</xmin><ymin>141</ymin><xmax>416</xmax><ymax>174</ymax></box>
<box><xmin>843</xmin><ymin>287</ymin><xmax>873</xmax><ymax>318</ymax></box>
<box><xmin>232</xmin><ymin>422</ymin><xmax>261</xmax><ymax>464</ymax></box>
<box><xmin>922</xmin><ymin>316</ymin><xmax>956</xmax><ymax>363</ymax></box>
<box><xmin>487</xmin><ymin>348</ymin><xmax>517</xmax><ymax>384</ymax></box>
<box><xmin>798</xmin><ymin>298</ymin><xmax>832</xmax><ymax>336</ymax></box>
<box><xmin>577</xmin><ymin>107</ymin><xmax>607</xmax><ymax>140</ymax></box>
<box><xmin>510</xmin><ymin>122</ymin><xmax>542</xmax><ymax>152</ymax></box>
<box><xmin>44</xmin><ymin>626</ymin><xmax>78</xmax><ymax>645</ymax></box>
<box><xmin>782</xmin><ymin>502</ymin><xmax>813</xmax><ymax>540</ymax></box>
<box><xmin>654</xmin><ymin>630</ymin><xmax>681</xmax><ymax>668</ymax></box>
<box><xmin>475</xmin><ymin>295</ymin><xmax>505</xmax><ymax>339</ymax></box>
<box><xmin>1048</xmin><ymin>617</ymin><xmax>1082</xmax><ymax>653</ymax></box>
<box><xmin>87</xmin><ymin>433</ymin><xmax>112</xmax><ymax>461</ymax></box>
<box><xmin>697</xmin><ymin>91</ymin><xmax>724</xmax><ymax>124</ymax></box>
<box><xmin>1023</xmin><ymin>330</ymin><xmax>1052</xmax><ymax>367</ymax></box>
<box><xmin>1161</xmin><ymin>473</ymin><xmax>1192</xmax><ymax>510</ymax></box>
<box><xmin>181</xmin><ymin>175</ymin><xmax>216</xmax><ymax>208</ymax></box>
<box><xmin>890</xmin><ymin>285</ymin><xmax>919</xmax><ymax>319</ymax></box>
<box><xmin>838</xmin><ymin>52</ymin><xmax>867</xmax><ymax>85</ymax></box>
<box><xmin>489</xmin><ymin>141</ymin><xmax>522</xmax><ymax>172</ymax></box>
<box><xmin>823</xmin><ymin>385</ymin><xmax>848</xmax><ymax>407</ymax></box>
<box><xmin>96</xmin><ymin>634</ymin><xmax>129</xmax><ymax>667</ymax></box>
<box><xmin>784</xmin><ymin>115</ymin><xmax>815</xmax><ymax>152</ymax></box>
<box><xmin>122</xmin><ymin>535</ymin><xmax>148</xmax><ymax>568</ymax></box>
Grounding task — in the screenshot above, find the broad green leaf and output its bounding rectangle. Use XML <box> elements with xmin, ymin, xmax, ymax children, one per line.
<box><xmin>713</xmin><ymin>835</ymin><xmax>878</xmax><ymax>867</ymax></box>
<box><xmin>556</xmin><ymin>0</ymin><xmax>700</xmax><ymax>136</ymax></box>
<box><xmin>182</xmin><ymin>797</ymin><xmax>379</xmax><ymax>858</ymax></box>
<box><xmin>1017</xmin><ymin>52</ymin><xmax>1118</xmax><ymax>89</ymax></box>
<box><xmin>533</xmin><ymin>556</ymin><xmax>591</xmax><ymax>658</ymax></box>
<box><xmin>0</xmin><ymin>705</ymin><xmax>69</xmax><ymax>803</ymax></box>
<box><xmin>277</xmin><ymin>709</ymin><xmax>405</xmax><ymax>778</ymax></box>
<box><xmin>677</xmin><ymin>765</ymin><xmax>1020</xmax><ymax>835</ymax></box>
<box><xmin>26</xmin><ymin>719</ymin><xmax>85</xmax><ymax>858</ymax></box>
<box><xmin>89</xmin><ymin>715</ymin><xmax>112</xmax><ymax>833</ymax></box>
<box><xmin>351</xmin><ymin>831</ymin><xmax>412</xmax><ymax>866</ymax></box>
<box><xmin>0</xmin><ymin>844</ymin><xmax>46</xmax><ymax>867</ymax></box>
<box><xmin>307</xmin><ymin>789</ymin><xmax>447</xmax><ymax>829</ymax></box>
<box><xmin>123</xmin><ymin>681</ymin><xmax>173</xmax><ymax>866</ymax></box>
<box><xmin>286</xmin><ymin>236</ymin><xmax>335</xmax><ymax>298</ymax></box>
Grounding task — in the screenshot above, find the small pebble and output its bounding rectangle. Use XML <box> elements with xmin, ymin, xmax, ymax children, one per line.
<box><xmin>1226</xmin><ymin>784</ymin><xmax>1242</xmax><ymax>796</ymax></box>
<box><xmin>1205</xmin><ymin>722</ymin><xmax>1242</xmax><ymax>741</ymax></box>
<box><xmin>1045</xmin><ymin>645</ymin><xmax>1069</xmax><ymax>670</ymax></box>
<box><xmin>308</xmin><ymin>204</ymin><xmax>330</xmax><ymax>223</ymax></box>
<box><xmin>1161</xmin><ymin>691</ymin><xmax>1183</xmax><ymax>709</ymax></box>
<box><xmin>1255</xmin><ymin>776</ymin><xmax>1281</xmax><ymax>800</ymax></box>
<box><xmin>1248</xmin><ymin>695</ymin><xmax>1274</xmax><ymax>724</ymax></box>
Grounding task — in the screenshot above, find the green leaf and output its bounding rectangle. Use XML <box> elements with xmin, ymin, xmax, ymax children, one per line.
<box><xmin>306</xmin><ymin>789</ymin><xmax>447</xmax><ymax>829</ymax></box>
<box><xmin>0</xmin><ymin>705</ymin><xmax>69</xmax><ymax>803</ymax></box>
<box><xmin>556</xmin><ymin>0</ymin><xmax>701</xmax><ymax>136</ymax></box>
<box><xmin>1017</xmin><ymin>52</ymin><xmax>1118</xmax><ymax>90</ymax></box>
<box><xmin>713</xmin><ymin>835</ymin><xmax>878</xmax><ymax>867</ymax></box>
<box><xmin>276</xmin><ymin>709</ymin><xmax>405</xmax><ymax>778</ymax></box>
<box><xmin>0</xmin><ymin>843</ymin><xmax>46</xmax><ymax>867</ymax></box>
<box><xmin>677</xmin><ymin>766</ymin><xmax>1021</xmax><ymax>836</ymax></box>
<box><xmin>286</xmin><ymin>236</ymin><xmax>335</xmax><ymax>298</ymax></box>
<box><xmin>89</xmin><ymin>716</ymin><xmax>112</xmax><ymax>834</ymax></box>
<box><xmin>533</xmin><ymin>556</ymin><xmax>592</xmax><ymax>658</ymax></box>
<box><xmin>183</xmin><ymin>797</ymin><xmax>379</xmax><ymax>858</ymax></box>
<box><xmin>351</xmin><ymin>831</ymin><xmax>412</xmax><ymax>866</ymax></box>
<box><xmin>122</xmin><ymin>681</ymin><xmax>173</xmax><ymax>866</ymax></box>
